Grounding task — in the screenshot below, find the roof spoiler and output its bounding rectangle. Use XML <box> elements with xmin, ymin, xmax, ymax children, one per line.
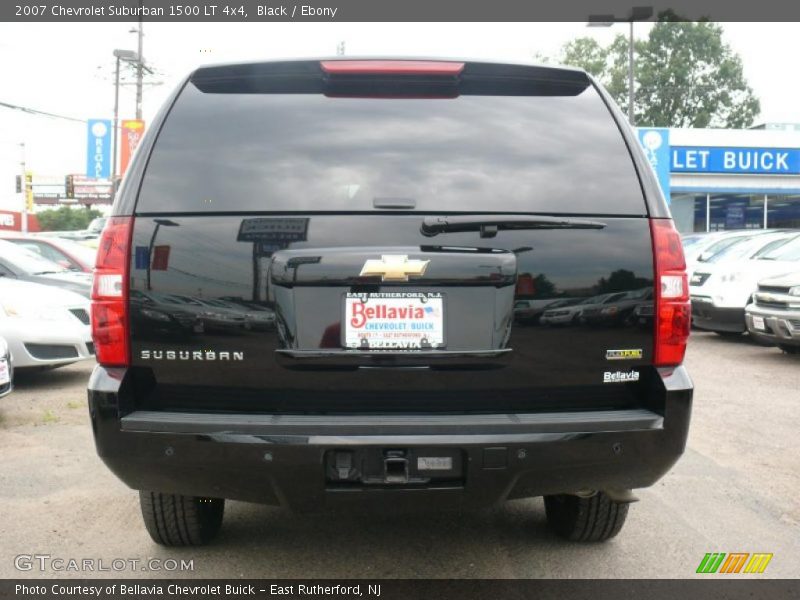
<box><xmin>190</xmin><ymin>59</ymin><xmax>591</xmax><ymax>97</ymax></box>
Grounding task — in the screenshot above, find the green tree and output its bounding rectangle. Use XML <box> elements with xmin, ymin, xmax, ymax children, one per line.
<box><xmin>559</xmin><ymin>13</ymin><xmax>760</xmax><ymax>128</ymax></box>
<box><xmin>36</xmin><ymin>206</ymin><xmax>103</xmax><ymax>231</ymax></box>
<box><xmin>595</xmin><ymin>269</ymin><xmax>651</xmax><ymax>294</ymax></box>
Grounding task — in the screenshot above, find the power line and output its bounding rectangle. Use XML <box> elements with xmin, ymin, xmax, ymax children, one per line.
<box><xmin>0</xmin><ymin>101</ymin><xmax>85</xmax><ymax>123</ymax></box>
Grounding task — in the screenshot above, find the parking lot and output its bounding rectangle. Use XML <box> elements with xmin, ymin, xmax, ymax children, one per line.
<box><xmin>1</xmin><ymin>332</ymin><xmax>798</xmax><ymax>579</ymax></box>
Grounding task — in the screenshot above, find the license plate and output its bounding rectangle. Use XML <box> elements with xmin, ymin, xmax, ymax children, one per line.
<box><xmin>343</xmin><ymin>292</ymin><xmax>445</xmax><ymax>349</ymax></box>
<box><xmin>752</xmin><ymin>315</ymin><xmax>766</xmax><ymax>331</ymax></box>
<box><xmin>0</xmin><ymin>359</ymin><xmax>9</xmax><ymax>385</ymax></box>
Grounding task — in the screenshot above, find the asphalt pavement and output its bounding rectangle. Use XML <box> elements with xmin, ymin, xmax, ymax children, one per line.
<box><xmin>1</xmin><ymin>332</ymin><xmax>798</xmax><ymax>578</ymax></box>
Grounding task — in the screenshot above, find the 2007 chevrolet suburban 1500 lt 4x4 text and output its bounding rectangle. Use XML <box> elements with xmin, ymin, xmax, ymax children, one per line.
<box><xmin>88</xmin><ymin>58</ymin><xmax>693</xmax><ymax>546</ymax></box>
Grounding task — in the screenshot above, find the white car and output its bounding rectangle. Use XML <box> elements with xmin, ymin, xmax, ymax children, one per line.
<box><xmin>690</xmin><ymin>234</ymin><xmax>800</xmax><ymax>334</ymax></box>
<box><xmin>0</xmin><ymin>336</ymin><xmax>12</xmax><ymax>397</ymax></box>
<box><xmin>683</xmin><ymin>231</ymin><xmax>755</xmax><ymax>278</ymax></box>
<box><xmin>0</xmin><ymin>278</ymin><xmax>95</xmax><ymax>369</ymax></box>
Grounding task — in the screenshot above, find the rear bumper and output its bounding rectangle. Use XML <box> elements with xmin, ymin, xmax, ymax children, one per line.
<box><xmin>745</xmin><ymin>306</ymin><xmax>800</xmax><ymax>346</ymax></box>
<box><xmin>691</xmin><ymin>298</ymin><xmax>745</xmax><ymax>333</ymax></box>
<box><xmin>88</xmin><ymin>366</ymin><xmax>693</xmax><ymax>511</ymax></box>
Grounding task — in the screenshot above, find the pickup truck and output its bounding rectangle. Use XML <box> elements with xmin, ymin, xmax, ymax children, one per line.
<box><xmin>88</xmin><ymin>58</ymin><xmax>693</xmax><ymax>546</ymax></box>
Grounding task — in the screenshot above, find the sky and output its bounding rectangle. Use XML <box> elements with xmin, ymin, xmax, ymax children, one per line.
<box><xmin>0</xmin><ymin>21</ymin><xmax>798</xmax><ymax>210</ymax></box>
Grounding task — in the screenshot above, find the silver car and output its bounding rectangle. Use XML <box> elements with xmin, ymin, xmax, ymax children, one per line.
<box><xmin>745</xmin><ymin>273</ymin><xmax>800</xmax><ymax>354</ymax></box>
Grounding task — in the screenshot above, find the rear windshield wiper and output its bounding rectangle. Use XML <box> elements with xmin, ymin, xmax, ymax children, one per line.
<box><xmin>420</xmin><ymin>215</ymin><xmax>606</xmax><ymax>238</ymax></box>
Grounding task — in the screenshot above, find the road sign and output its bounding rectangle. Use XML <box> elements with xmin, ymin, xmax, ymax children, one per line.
<box><xmin>69</xmin><ymin>174</ymin><xmax>113</xmax><ymax>202</ymax></box>
<box><xmin>637</xmin><ymin>128</ymin><xmax>671</xmax><ymax>205</ymax></box>
<box><xmin>236</xmin><ymin>217</ymin><xmax>309</xmax><ymax>243</ymax></box>
<box><xmin>86</xmin><ymin>119</ymin><xmax>112</xmax><ymax>179</ymax></box>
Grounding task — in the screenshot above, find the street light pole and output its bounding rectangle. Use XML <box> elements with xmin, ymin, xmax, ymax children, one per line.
<box><xmin>628</xmin><ymin>20</ymin><xmax>635</xmax><ymax>124</ymax></box>
<box><xmin>588</xmin><ymin>6</ymin><xmax>653</xmax><ymax>126</ymax></box>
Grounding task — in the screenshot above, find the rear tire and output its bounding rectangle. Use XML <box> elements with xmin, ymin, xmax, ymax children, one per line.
<box><xmin>139</xmin><ymin>491</ymin><xmax>224</xmax><ymax>546</ymax></box>
<box><xmin>544</xmin><ymin>492</ymin><xmax>629</xmax><ymax>542</ymax></box>
<box><xmin>779</xmin><ymin>344</ymin><xmax>800</xmax><ymax>354</ymax></box>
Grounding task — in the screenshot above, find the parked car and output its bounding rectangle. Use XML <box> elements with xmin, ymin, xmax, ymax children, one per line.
<box><xmin>219</xmin><ymin>297</ymin><xmax>277</xmax><ymax>331</ymax></box>
<box><xmin>129</xmin><ymin>290</ymin><xmax>204</xmax><ymax>341</ymax></box>
<box><xmin>86</xmin><ymin>217</ymin><xmax>108</xmax><ymax>236</ymax></box>
<box><xmin>531</xmin><ymin>297</ymin><xmax>581</xmax><ymax>325</ymax></box>
<box><xmin>88</xmin><ymin>58</ymin><xmax>692</xmax><ymax>546</ymax></box>
<box><xmin>512</xmin><ymin>299</ymin><xmax>543</xmax><ymax>324</ymax></box>
<box><xmin>689</xmin><ymin>231</ymin><xmax>799</xmax><ymax>287</ymax></box>
<box><xmin>683</xmin><ymin>231</ymin><xmax>753</xmax><ymax>277</ymax></box>
<box><xmin>0</xmin><ymin>336</ymin><xmax>12</xmax><ymax>398</ymax></box>
<box><xmin>540</xmin><ymin>294</ymin><xmax>616</xmax><ymax>326</ymax></box>
<box><xmin>579</xmin><ymin>290</ymin><xmax>652</xmax><ymax>326</ymax></box>
<box><xmin>745</xmin><ymin>273</ymin><xmax>800</xmax><ymax>354</ymax></box>
<box><xmin>0</xmin><ymin>234</ymin><xmax>97</xmax><ymax>272</ymax></box>
<box><xmin>584</xmin><ymin>288</ymin><xmax>653</xmax><ymax>327</ymax></box>
<box><xmin>691</xmin><ymin>234</ymin><xmax>800</xmax><ymax>334</ymax></box>
<box><xmin>0</xmin><ymin>278</ymin><xmax>94</xmax><ymax>369</ymax></box>
<box><xmin>0</xmin><ymin>239</ymin><xmax>92</xmax><ymax>297</ymax></box>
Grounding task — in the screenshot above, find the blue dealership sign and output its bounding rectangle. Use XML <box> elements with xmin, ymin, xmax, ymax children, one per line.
<box><xmin>671</xmin><ymin>146</ymin><xmax>800</xmax><ymax>175</ymax></box>
<box><xmin>86</xmin><ymin>119</ymin><xmax>112</xmax><ymax>179</ymax></box>
<box><xmin>637</xmin><ymin>128</ymin><xmax>671</xmax><ymax>204</ymax></box>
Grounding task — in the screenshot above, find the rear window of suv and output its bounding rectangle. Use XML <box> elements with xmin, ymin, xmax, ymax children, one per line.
<box><xmin>136</xmin><ymin>63</ymin><xmax>646</xmax><ymax>215</ymax></box>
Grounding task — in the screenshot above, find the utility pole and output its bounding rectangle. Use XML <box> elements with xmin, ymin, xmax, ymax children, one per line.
<box><xmin>135</xmin><ymin>16</ymin><xmax>144</xmax><ymax>119</ymax></box>
<box><xmin>112</xmin><ymin>54</ymin><xmax>121</xmax><ymax>190</ymax></box>
<box><xmin>19</xmin><ymin>143</ymin><xmax>27</xmax><ymax>233</ymax></box>
<box><xmin>111</xmin><ymin>49</ymin><xmax>138</xmax><ymax>199</ymax></box>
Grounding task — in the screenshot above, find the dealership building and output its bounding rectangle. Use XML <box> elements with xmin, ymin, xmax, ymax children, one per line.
<box><xmin>638</xmin><ymin>124</ymin><xmax>800</xmax><ymax>234</ymax></box>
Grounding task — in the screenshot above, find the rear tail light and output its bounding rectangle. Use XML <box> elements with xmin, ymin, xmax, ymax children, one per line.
<box><xmin>91</xmin><ymin>216</ymin><xmax>133</xmax><ymax>367</ymax></box>
<box><xmin>651</xmin><ymin>219</ymin><xmax>691</xmax><ymax>367</ymax></box>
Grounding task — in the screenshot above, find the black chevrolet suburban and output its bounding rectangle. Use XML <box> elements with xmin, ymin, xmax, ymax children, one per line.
<box><xmin>88</xmin><ymin>58</ymin><xmax>693</xmax><ymax>546</ymax></box>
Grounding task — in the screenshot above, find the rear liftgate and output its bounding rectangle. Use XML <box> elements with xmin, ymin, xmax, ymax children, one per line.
<box><xmin>273</xmin><ymin>244</ymin><xmax>515</xmax><ymax>489</ymax></box>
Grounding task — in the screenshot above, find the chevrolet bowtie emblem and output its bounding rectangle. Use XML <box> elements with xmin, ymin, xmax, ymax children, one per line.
<box><xmin>359</xmin><ymin>255</ymin><xmax>430</xmax><ymax>282</ymax></box>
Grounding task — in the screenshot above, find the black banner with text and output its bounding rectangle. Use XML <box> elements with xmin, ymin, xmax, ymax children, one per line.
<box><xmin>3</xmin><ymin>0</ymin><xmax>800</xmax><ymax>22</ymax></box>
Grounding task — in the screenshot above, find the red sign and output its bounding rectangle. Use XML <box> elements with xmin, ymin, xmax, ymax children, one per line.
<box><xmin>0</xmin><ymin>211</ymin><xmax>41</xmax><ymax>232</ymax></box>
<box><xmin>152</xmin><ymin>245</ymin><xmax>170</xmax><ymax>271</ymax></box>
<box><xmin>516</xmin><ymin>273</ymin><xmax>535</xmax><ymax>296</ymax></box>
<box><xmin>120</xmin><ymin>120</ymin><xmax>146</xmax><ymax>177</ymax></box>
